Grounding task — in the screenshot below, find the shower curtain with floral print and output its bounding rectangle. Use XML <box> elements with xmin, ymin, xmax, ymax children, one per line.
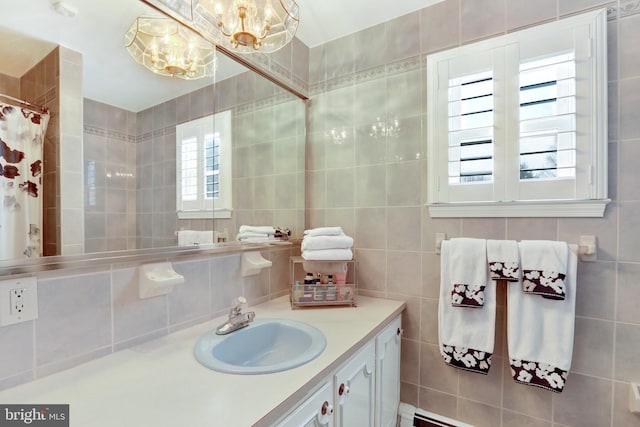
<box><xmin>0</xmin><ymin>102</ymin><xmax>50</xmax><ymax>260</ymax></box>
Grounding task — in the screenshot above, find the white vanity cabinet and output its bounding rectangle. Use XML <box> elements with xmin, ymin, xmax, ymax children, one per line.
<box><xmin>334</xmin><ymin>340</ymin><xmax>376</xmax><ymax>426</ymax></box>
<box><xmin>375</xmin><ymin>315</ymin><xmax>403</xmax><ymax>427</ymax></box>
<box><xmin>276</xmin><ymin>380</ymin><xmax>335</xmax><ymax>427</ymax></box>
<box><xmin>274</xmin><ymin>315</ymin><xmax>402</xmax><ymax>427</ymax></box>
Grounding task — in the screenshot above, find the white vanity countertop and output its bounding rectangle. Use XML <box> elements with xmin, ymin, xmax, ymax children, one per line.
<box><xmin>0</xmin><ymin>295</ymin><xmax>405</xmax><ymax>427</ymax></box>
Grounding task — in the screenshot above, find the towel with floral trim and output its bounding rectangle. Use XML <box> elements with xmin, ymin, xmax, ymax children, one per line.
<box><xmin>487</xmin><ymin>239</ymin><xmax>520</xmax><ymax>281</ymax></box>
<box><xmin>520</xmin><ymin>240</ymin><xmax>568</xmax><ymax>300</ymax></box>
<box><xmin>438</xmin><ymin>240</ymin><xmax>496</xmax><ymax>375</ymax></box>
<box><xmin>507</xmin><ymin>243</ymin><xmax>577</xmax><ymax>393</ymax></box>
<box><xmin>449</xmin><ymin>238</ymin><xmax>488</xmax><ymax>308</ymax></box>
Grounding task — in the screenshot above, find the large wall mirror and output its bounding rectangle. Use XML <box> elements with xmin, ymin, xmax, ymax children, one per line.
<box><xmin>0</xmin><ymin>0</ymin><xmax>306</xmax><ymax>270</ymax></box>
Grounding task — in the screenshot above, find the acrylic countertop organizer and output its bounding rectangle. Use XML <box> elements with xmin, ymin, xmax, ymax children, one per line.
<box><xmin>290</xmin><ymin>256</ymin><xmax>357</xmax><ymax>309</ymax></box>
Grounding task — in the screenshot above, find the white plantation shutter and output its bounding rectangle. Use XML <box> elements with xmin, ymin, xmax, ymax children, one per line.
<box><xmin>176</xmin><ymin>110</ymin><xmax>232</xmax><ymax>219</ymax></box>
<box><xmin>427</xmin><ymin>9</ymin><xmax>608</xmax><ymax>217</ymax></box>
<box><xmin>448</xmin><ymin>71</ymin><xmax>494</xmax><ymax>184</ymax></box>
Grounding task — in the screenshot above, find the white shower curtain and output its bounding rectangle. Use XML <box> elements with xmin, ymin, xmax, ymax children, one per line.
<box><xmin>0</xmin><ymin>101</ymin><xmax>50</xmax><ymax>260</ymax></box>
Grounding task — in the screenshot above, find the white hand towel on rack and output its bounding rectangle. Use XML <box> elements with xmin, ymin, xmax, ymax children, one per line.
<box><xmin>449</xmin><ymin>238</ymin><xmax>488</xmax><ymax>308</ymax></box>
<box><xmin>438</xmin><ymin>240</ymin><xmax>496</xmax><ymax>375</ymax></box>
<box><xmin>520</xmin><ymin>240</ymin><xmax>568</xmax><ymax>300</ymax></box>
<box><xmin>507</xmin><ymin>243</ymin><xmax>577</xmax><ymax>393</ymax></box>
<box><xmin>487</xmin><ymin>239</ymin><xmax>520</xmax><ymax>281</ymax></box>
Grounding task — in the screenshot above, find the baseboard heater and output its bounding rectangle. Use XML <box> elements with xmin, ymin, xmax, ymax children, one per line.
<box><xmin>398</xmin><ymin>403</ymin><xmax>474</xmax><ymax>427</ymax></box>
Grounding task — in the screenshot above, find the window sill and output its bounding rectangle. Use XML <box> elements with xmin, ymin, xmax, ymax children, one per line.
<box><xmin>177</xmin><ymin>209</ymin><xmax>232</xmax><ymax>220</ymax></box>
<box><xmin>427</xmin><ymin>199</ymin><xmax>610</xmax><ymax>218</ymax></box>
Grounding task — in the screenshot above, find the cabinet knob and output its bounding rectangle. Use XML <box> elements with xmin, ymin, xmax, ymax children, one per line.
<box><xmin>338</xmin><ymin>383</ymin><xmax>350</xmax><ymax>396</ymax></box>
<box><xmin>321</xmin><ymin>401</ymin><xmax>333</xmax><ymax>416</ymax></box>
<box><xmin>397</xmin><ymin>327</ymin><xmax>404</xmax><ymax>336</ymax></box>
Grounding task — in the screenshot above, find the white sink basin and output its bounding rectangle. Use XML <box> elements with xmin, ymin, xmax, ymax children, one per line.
<box><xmin>193</xmin><ymin>318</ymin><xmax>327</xmax><ymax>374</ymax></box>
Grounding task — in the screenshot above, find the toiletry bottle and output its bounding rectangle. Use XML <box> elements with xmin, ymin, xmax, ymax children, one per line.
<box><xmin>305</xmin><ymin>272</ymin><xmax>314</xmax><ymax>285</ymax></box>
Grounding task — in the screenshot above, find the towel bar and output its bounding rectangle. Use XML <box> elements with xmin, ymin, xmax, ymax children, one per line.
<box><xmin>434</xmin><ymin>235</ymin><xmax>597</xmax><ymax>262</ymax></box>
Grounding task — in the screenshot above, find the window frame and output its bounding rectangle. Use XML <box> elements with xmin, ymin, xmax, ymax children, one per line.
<box><xmin>175</xmin><ymin>110</ymin><xmax>232</xmax><ymax>219</ymax></box>
<box><xmin>426</xmin><ymin>8</ymin><xmax>609</xmax><ymax>218</ymax></box>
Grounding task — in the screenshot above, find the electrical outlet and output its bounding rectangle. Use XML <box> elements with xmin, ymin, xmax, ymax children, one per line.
<box><xmin>0</xmin><ymin>277</ymin><xmax>38</xmax><ymax>326</ymax></box>
<box><xmin>10</xmin><ymin>288</ymin><xmax>26</xmax><ymax>315</ymax></box>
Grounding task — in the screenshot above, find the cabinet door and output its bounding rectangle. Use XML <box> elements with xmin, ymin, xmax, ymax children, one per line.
<box><xmin>375</xmin><ymin>316</ymin><xmax>402</xmax><ymax>427</ymax></box>
<box><xmin>276</xmin><ymin>380</ymin><xmax>334</xmax><ymax>427</ymax></box>
<box><xmin>334</xmin><ymin>340</ymin><xmax>375</xmax><ymax>427</ymax></box>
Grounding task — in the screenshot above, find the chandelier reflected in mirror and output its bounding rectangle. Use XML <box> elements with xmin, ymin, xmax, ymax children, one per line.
<box><xmin>125</xmin><ymin>16</ymin><xmax>216</xmax><ymax>80</ymax></box>
<box><xmin>370</xmin><ymin>116</ymin><xmax>401</xmax><ymax>139</ymax></box>
<box><xmin>193</xmin><ymin>0</ymin><xmax>299</xmax><ymax>53</ymax></box>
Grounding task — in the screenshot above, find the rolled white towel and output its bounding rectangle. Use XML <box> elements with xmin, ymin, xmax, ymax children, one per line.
<box><xmin>301</xmin><ymin>235</ymin><xmax>353</xmax><ymax>251</ymax></box>
<box><xmin>304</xmin><ymin>227</ymin><xmax>344</xmax><ymax>237</ymax></box>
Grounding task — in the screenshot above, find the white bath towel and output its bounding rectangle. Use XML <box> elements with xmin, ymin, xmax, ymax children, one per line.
<box><xmin>449</xmin><ymin>238</ymin><xmax>488</xmax><ymax>308</ymax></box>
<box><xmin>177</xmin><ymin>230</ymin><xmax>214</xmax><ymax>246</ymax></box>
<box><xmin>520</xmin><ymin>240</ymin><xmax>568</xmax><ymax>300</ymax></box>
<box><xmin>238</xmin><ymin>225</ymin><xmax>277</xmax><ymax>235</ymax></box>
<box><xmin>302</xmin><ymin>248</ymin><xmax>353</xmax><ymax>261</ymax></box>
<box><xmin>507</xmin><ymin>244</ymin><xmax>577</xmax><ymax>393</ymax></box>
<box><xmin>303</xmin><ymin>227</ymin><xmax>344</xmax><ymax>237</ymax></box>
<box><xmin>438</xmin><ymin>240</ymin><xmax>496</xmax><ymax>374</ymax></box>
<box><xmin>301</xmin><ymin>235</ymin><xmax>354</xmax><ymax>251</ymax></box>
<box><xmin>487</xmin><ymin>239</ymin><xmax>520</xmax><ymax>281</ymax></box>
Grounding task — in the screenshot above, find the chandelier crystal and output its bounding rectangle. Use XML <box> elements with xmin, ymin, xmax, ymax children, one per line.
<box><xmin>193</xmin><ymin>0</ymin><xmax>299</xmax><ymax>53</ymax></box>
<box><xmin>125</xmin><ymin>16</ymin><xmax>216</xmax><ymax>80</ymax></box>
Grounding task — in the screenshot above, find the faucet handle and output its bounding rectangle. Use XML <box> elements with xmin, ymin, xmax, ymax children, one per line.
<box><xmin>230</xmin><ymin>296</ymin><xmax>248</xmax><ymax>316</ymax></box>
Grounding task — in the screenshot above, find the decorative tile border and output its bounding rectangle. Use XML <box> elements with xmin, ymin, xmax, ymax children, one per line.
<box><xmin>34</xmin><ymin>87</ymin><xmax>57</xmax><ymax>109</ymax></box>
<box><xmin>83</xmin><ymin>125</ymin><xmax>136</xmax><ymax>143</ymax></box>
<box><xmin>605</xmin><ymin>0</ymin><xmax>640</xmax><ymax>20</ymax></box>
<box><xmin>620</xmin><ymin>0</ymin><xmax>640</xmax><ymax>17</ymax></box>
<box><xmin>311</xmin><ymin>53</ymin><xmax>425</xmax><ymax>96</ymax></box>
<box><xmin>386</xmin><ymin>55</ymin><xmax>422</xmax><ymax>76</ymax></box>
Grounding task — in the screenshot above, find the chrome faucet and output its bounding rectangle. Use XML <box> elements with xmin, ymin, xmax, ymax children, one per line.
<box><xmin>215</xmin><ymin>296</ymin><xmax>255</xmax><ymax>335</ymax></box>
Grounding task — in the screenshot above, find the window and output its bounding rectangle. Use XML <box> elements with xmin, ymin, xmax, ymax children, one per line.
<box><xmin>427</xmin><ymin>9</ymin><xmax>609</xmax><ymax>217</ymax></box>
<box><xmin>176</xmin><ymin>110</ymin><xmax>232</xmax><ymax>219</ymax></box>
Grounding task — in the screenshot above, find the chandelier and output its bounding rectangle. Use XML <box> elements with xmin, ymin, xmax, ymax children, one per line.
<box><xmin>125</xmin><ymin>16</ymin><xmax>216</xmax><ymax>80</ymax></box>
<box><xmin>370</xmin><ymin>116</ymin><xmax>401</xmax><ymax>139</ymax></box>
<box><xmin>192</xmin><ymin>0</ymin><xmax>299</xmax><ymax>53</ymax></box>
